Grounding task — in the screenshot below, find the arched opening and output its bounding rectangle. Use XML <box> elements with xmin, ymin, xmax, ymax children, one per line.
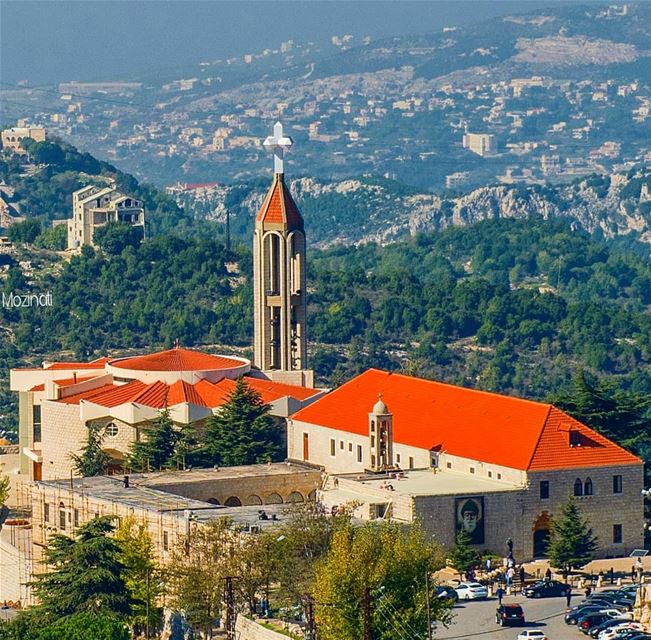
<box><xmin>287</xmin><ymin>491</ymin><xmax>304</xmax><ymax>503</ymax></box>
<box><xmin>533</xmin><ymin>512</ymin><xmax>552</xmax><ymax>558</ymax></box>
<box><xmin>264</xmin><ymin>233</ymin><xmax>281</xmax><ymax>295</ymax></box>
<box><xmin>207</xmin><ymin>498</ymin><xmax>220</xmax><ymax>505</ymax></box>
<box><xmin>573</xmin><ymin>478</ymin><xmax>583</xmax><ymax>497</ymax></box>
<box><xmin>103</xmin><ymin>449</ymin><xmax>125</xmax><ymax>475</ymax></box>
<box><xmin>584</xmin><ymin>477</ymin><xmax>593</xmax><ymax>496</ymax></box>
<box><xmin>224</xmin><ymin>496</ymin><xmax>242</xmax><ymax>507</ymax></box>
<box><xmin>265</xmin><ymin>493</ymin><xmax>283</xmax><ymax>505</ymax></box>
<box><xmin>245</xmin><ymin>494</ymin><xmax>263</xmax><ymax>506</ymax></box>
<box><xmin>307</xmin><ymin>490</ymin><xmax>317</xmax><ymax>502</ymax></box>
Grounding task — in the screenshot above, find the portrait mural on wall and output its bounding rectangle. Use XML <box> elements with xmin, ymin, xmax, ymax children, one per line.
<box><xmin>455</xmin><ymin>496</ymin><xmax>485</xmax><ymax>545</ymax></box>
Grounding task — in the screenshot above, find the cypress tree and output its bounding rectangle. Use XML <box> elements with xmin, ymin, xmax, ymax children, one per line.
<box><xmin>70</xmin><ymin>423</ymin><xmax>110</xmax><ymax>477</ymax></box>
<box><xmin>548</xmin><ymin>498</ymin><xmax>598</xmax><ymax>572</ymax></box>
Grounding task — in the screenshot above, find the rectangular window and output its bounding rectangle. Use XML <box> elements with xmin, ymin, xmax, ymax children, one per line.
<box><xmin>357</xmin><ymin>445</ymin><xmax>362</xmax><ymax>463</ymax></box>
<box><xmin>446</xmin><ymin>462</ymin><xmax>452</xmax><ymax>469</ymax></box>
<box><xmin>74</xmin><ymin>509</ymin><xmax>79</xmax><ymax>527</ymax></box>
<box><xmin>469</xmin><ymin>467</ymin><xmax>475</xmax><ymax>474</ymax></box>
<box><xmin>44</xmin><ymin>503</ymin><xmax>50</xmax><ymax>523</ymax></box>
<box><xmin>339</xmin><ymin>440</ymin><xmax>344</xmax><ymax>450</ymax></box>
<box><xmin>488</xmin><ymin>471</ymin><xmax>493</xmax><ymax>478</ymax></box>
<box><xmin>33</xmin><ymin>405</ymin><xmax>42</xmax><ymax>443</ymax></box>
<box><xmin>497</xmin><ymin>473</ymin><xmax>502</xmax><ymax>480</ymax></box>
<box><xmin>408</xmin><ymin>456</ymin><xmax>414</xmax><ymax>470</ymax></box>
<box><xmin>330</xmin><ymin>439</ymin><xmax>336</xmax><ymax>456</ymax></box>
<box><xmin>59</xmin><ymin>509</ymin><xmax>66</xmax><ymax>530</ymax></box>
<box><xmin>396</xmin><ymin>453</ymin><xmax>401</xmax><ymax>464</ymax></box>
<box><xmin>348</xmin><ymin>442</ymin><xmax>352</xmax><ymax>452</ymax></box>
<box><xmin>613</xmin><ymin>475</ymin><xmax>623</xmax><ymax>494</ymax></box>
<box><xmin>163</xmin><ymin>531</ymin><xmax>169</xmax><ymax>551</ymax></box>
<box><xmin>613</xmin><ymin>524</ymin><xmax>623</xmax><ymax>544</ymax></box>
<box><xmin>540</xmin><ymin>480</ymin><xmax>550</xmax><ymax>499</ymax></box>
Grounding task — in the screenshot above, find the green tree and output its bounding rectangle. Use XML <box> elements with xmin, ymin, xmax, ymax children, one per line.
<box><xmin>115</xmin><ymin>516</ymin><xmax>161</xmax><ymax>634</ymax></box>
<box><xmin>129</xmin><ymin>409</ymin><xmax>178</xmax><ymax>472</ymax></box>
<box><xmin>30</xmin><ymin>516</ymin><xmax>132</xmax><ymax>618</ymax></box>
<box><xmin>547</xmin><ymin>498</ymin><xmax>598</xmax><ymax>573</ymax></box>
<box><xmin>34</xmin><ymin>223</ymin><xmax>67</xmax><ymax>250</ymax></box>
<box><xmin>448</xmin><ymin>530</ymin><xmax>477</xmax><ymax>580</ymax></box>
<box><xmin>7</xmin><ymin>219</ymin><xmax>41</xmax><ymax>244</ymax></box>
<box><xmin>93</xmin><ymin>221</ymin><xmax>143</xmax><ymax>255</ymax></box>
<box><xmin>70</xmin><ymin>423</ymin><xmax>110</xmax><ymax>477</ymax></box>
<box><xmin>314</xmin><ymin>520</ymin><xmax>450</xmax><ymax>640</ymax></box>
<box><xmin>36</xmin><ymin>612</ymin><xmax>130</xmax><ymax>640</ymax></box>
<box><xmin>201</xmin><ymin>378</ymin><xmax>283</xmax><ymax>466</ymax></box>
<box><xmin>0</xmin><ymin>466</ymin><xmax>10</xmax><ymax>506</ymax></box>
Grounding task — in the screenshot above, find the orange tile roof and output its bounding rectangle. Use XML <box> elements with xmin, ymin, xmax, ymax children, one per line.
<box><xmin>256</xmin><ymin>174</ymin><xmax>303</xmax><ymax>229</ymax></box>
<box><xmin>291</xmin><ymin>369</ymin><xmax>641</xmax><ymax>472</ymax></box>
<box><xmin>244</xmin><ymin>377</ymin><xmax>321</xmax><ymax>401</ymax></box>
<box><xmin>57</xmin><ymin>384</ymin><xmax>119</xmax><ymax>405</ymax></box>
<box><xmin>31</xmin><ymin>375</ymin><xmax>98</xmax><ymax>392</ymax></box>
<box><xmin>109</xmin><ymin>347</ymin><xmax>243</xmax><ymax>372</ymax></box>
<box><xmin>46</xmin><ymin>357</ymin><xmax>110</xmax><ymax>371</ymax></box>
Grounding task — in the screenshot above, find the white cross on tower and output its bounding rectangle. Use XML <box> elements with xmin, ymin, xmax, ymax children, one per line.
<box><xmin>263</xmin><ymin>121</ymin><xmax>293</xmax><ymax>174</ymax></box>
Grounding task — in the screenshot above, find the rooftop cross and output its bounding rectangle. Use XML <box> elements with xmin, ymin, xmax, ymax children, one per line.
<box><xmin>263</xmin><ymin>121</ymin><xmax>293</xmax><ymax>175</ymax></box>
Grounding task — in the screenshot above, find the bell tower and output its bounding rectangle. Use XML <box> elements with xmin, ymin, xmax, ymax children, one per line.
<box><xmin>253</xmin><ymin>122</ymin><xmax>312</xmax><ymax>387</ymax></box>
<box><xmin>368</xmin><ymin>394</ymin><xmax>394</xmax><ymax>472</ymax></box>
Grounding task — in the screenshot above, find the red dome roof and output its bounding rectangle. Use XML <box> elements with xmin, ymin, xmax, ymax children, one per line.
<box><xmin>109</xmin><ymin>347</ymin><xmax>243</xmax><ymax>372</ymax></box>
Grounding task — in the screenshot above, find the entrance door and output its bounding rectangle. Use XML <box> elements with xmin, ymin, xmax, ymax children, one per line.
<box><xmin>533</xmin><ymin>529</ymin><xmax>550</xmax><ymax>558</ymax></box>
<box><xmin>33</xmin><ymin>461</ymin><xmax>42</xmax><ymax>481</ymax></box>
<box><xmin>303</xmin><ymin>433</ymin><xmax>309</xmax><ymax>461</ymax></box>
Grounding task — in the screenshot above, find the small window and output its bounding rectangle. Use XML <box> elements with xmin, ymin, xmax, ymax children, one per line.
<box><xmin>446</xmin><ymin>462</ymin><xmax>452</xmax><ymax>469</ymax></box>
<box><xmin>540</xmin><ymin>480</ymin><xmax>550</xmax><ymax>500</ymax></box>
<box><xmin>163</xmin><ymin>530</ymin><xmax>169</xmax><ymax>551</ymax></box>
<box><xmin>370</xmin><ymin>420</ymin><xmax>375</xmax><ymax>433</ymax></box>
<box><xmin>613</xmin><ymin>524</ymin><xmax>622</xmax><ymax>544</ymax></box>
<box><xmin>497</xmin><ymin>473</ymin><xmax>502</xmax><ymax>480</ymax></box>
<box><xmin>33</xmin><ymin>405</ymin><xmax>42</xmax><ymax>443</ymax></box>
<box><xmin>348</xmin><ymin>442</ymin><xmax>352</xmax><ymax>452</ymax></box>
<box><xmin>396</xmin><ymin>453</ymin><xmax>401</xmax><ymax>464</ymax></box>
<box><xmin>488</xmin><ymin>471</ymin><xmax>492</xmax><ymax>478</ymax></box>
<box><xmin>408</xmin><ymin>456</ymin><xmax>414</xmax><ymax>470</ymax></box>
<box><xmin>59</xmin><ymin>507</ymin><xmax>66</xmax><ymax>530</ymax></box>
<box><xmin>357</xmin><ymin>445</ymin><xmax>362</xmax><ymax>463</ymax></box>
<box><xmin>74</xmin><ymin>509</ymin><xmax>79</xmax><ymax>527</ymax></box>
<box><xmin>469</xmin><ymin>467</ymin><xmax>475</xmax><ymax>474</ymax></box>
<box><xmin>573</xmin><ymin>478</ymin><xmax>583</xmax><ymax>497</ymax></box>
<box><xmin>339</xmin><ymin>440</ymin><xmax>344</xmax><ymax>450</ymax></box>
<box><xmin>584</xmin><ymin>478</ymin><xmax>593</xmax><ymax>496</ymax></box>
<box><xmin>44</xmin><ymin>503</ymin><xmax>50</xmax><ymax>523</ymax></box>
<box><xmin>105</xmin><ymin>422</ymin><xmax>119</xmax><ymax>438</ymax></box>
<box><xmin>613</xmin><ymin>475</ymin><xmax>623</xmax><ymax>494</ymax></box>
<box><xmin>330</xmin><ymin>439</ymin><xmax>336</xmax><ymax>456</ymax></box>
<box><xmin>370</xmin><ymin>435</ymin><xmax>375</xmax><ymax>447</ymax></box>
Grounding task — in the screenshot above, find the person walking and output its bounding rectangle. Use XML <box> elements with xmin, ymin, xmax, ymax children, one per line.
<box><xmin>566</xmin><ymin>586</ymin><xmax>572</xmax><ymax>607</ymax></box>
<box><xmin>496</xmin><ymin>585</ymin><xmax>505</xmax><ymax>605</ymax></box>
<box><xmin>519</xmin><ymin>566</ymin><xmax>525</xmax><ymax>588</ymax></box>
<box><xmin>545</xmin><ymin>567</ymin><xmax>552</xmax><ymax>581</ymax></box>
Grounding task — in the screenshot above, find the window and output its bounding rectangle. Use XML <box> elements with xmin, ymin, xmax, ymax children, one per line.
<box><xmin>44</xmin><ymin>503</ymin><xmax>50</xmax><ymax>523</ymax></box>
<box><xmin>59</xmin><ymin>504</ymin><xmax>66</xmax><ymax>530</ymax></box>
<box><xmin>488</xmin><ymin>471</ymin><xmax>492</xmax><ymax>478</ymax></box>
<box><xmin>613</xmin><ymin>474</ymin><xmax>623</xmax><ymax>494</ymax></box>
<box><xmin>446</xmin><ymin>462</ymin><xmax>452</xmax><ymax>469</ymax></box>
<box><xmin>584</xmin><ymin>478</ymin><xmax>593</xmax><ymax>496</ymax></box>
<box><xmin>330</xmin><ymin>439</ymin><xmax>336</xmax><ymax>456</ymax></box>
<box><xmin>573</xmin><ymin>478</ymin><xmax>583</xmax><ymax>497</ymax></box>
<box><xmin>105</xmin><ymin>422</ymin><xmax>119</xmax><ymax>438</ymax></box>
<box><xmin>348</xmin><ymin>442</ymin><xmax>353</xmax><ymax>452</ymax></box>
<box><xmin>74</xmin><ymin>509</ymin><xmax>79</xmax><ymax>528</ymax></box>
<box><xmin>357</xmin><ymin>445</ymin><xmax>362</xmax><ymax>463</ymax></box>
<box><xmin>497</xmin><ymin>473</ymin><xmax>502</xmax><ymax>480</ymax></box>
<box><xmin>469</xmin><ymin>467</ymin><xmax>475</xmax><ymax>474</ymax></box>
<box><xmin>540</xmin><ymin>480</ymin><xmax>550</xmax><ymax>500</ymax></box>
<box><xmin>408</xmin><ymin>456</ymin><xmax>414</xmax><ymax>470</ymax></box>
<box><xmin>163</xmin><ymin>531</ymin><xmax>169</xmax><ymax>551</ymax></box>
<box><xmin>613</xmin><ymin>524</ymin><xmax>622</xmax><ymax>544</ymax></box>
<box><xmin>396</xmin><ymin>453</ymin><xmax>401</xmax><ymax>464</ymax></box>
<box><xmin>32</xmin><ymin>405</ymin><xmax>42</xmax><ymax>443</ymax></box>
<box><xmin>339</xmin><ymin>440</ymin><xmax>344</xmax><ymax>450</ymax></box>
<box><xmin>370</xmin><ymin>420</ymin><xmax>375</xmax><ymax>433</ymax></box>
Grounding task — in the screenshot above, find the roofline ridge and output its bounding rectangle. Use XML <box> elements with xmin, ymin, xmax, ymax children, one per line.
<box><xmin>526</xmin><ymin>404</ymin><xmax>553</xmax><ymax>470</ymax></box>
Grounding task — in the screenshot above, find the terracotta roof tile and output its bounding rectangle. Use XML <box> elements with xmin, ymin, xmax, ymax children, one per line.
<box><xmin>110</xmin><ymin>347</ymin><xmax>243</xmax><ymax>372</ymax></box>
<box><xmin>291</xmin><ymin>369</ymin><xmax>641</xmax><ymax>471</ymax></box>
<box><xmin>57</xmin><ymin>384</ymin><xmax>120</xmax><ymax>405</ymax></box>
<box><xmin>256</xmin><ymin>174</ymin><xmax>303</xmax><ymax>228</ymax></box>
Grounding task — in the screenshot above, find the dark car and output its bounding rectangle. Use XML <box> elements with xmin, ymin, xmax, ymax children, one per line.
<box><xmin>435</xmin><ymin>586</ymin><xmax>459</xmax><ymax>603</ymax></box>
<box><xmin>577</xmin><ymin>612</ymin><xmax>613</xmax><ymax>634</ymax></box>
<box><xmin>589</xmin><ymin>617</ymin><xmax>635</xmax><ymax>638</ymax></box>
<box><xmin>495</xmin><ymin>604</ymin><xmax>525</xmax><ymax>626</ymax></box>
<box><xmin>565</xmin><ymin>606</ymin><xmax>604</xmax><ymax>625</ymax></box>
<box><xmin>523</xmin><ymin>580</ymin><xmax>570</xmax><ymax>598</ymax></box>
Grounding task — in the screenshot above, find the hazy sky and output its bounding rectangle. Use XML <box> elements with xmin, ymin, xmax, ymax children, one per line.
<box><xmin>1</xmin><ymin>0</ymin><xmax>590</xmax><ymax>86</ymax></box>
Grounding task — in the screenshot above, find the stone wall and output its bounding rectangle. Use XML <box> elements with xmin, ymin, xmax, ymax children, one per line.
<box><xmin>235</xmin><ymin>615</ymin><xmax>297</xmax><ymax>640</ymax></box>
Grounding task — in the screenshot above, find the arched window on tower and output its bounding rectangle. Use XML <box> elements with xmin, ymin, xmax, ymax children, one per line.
<box><xmin>584</xmin><ymin>477</ymin><xmax>593</xmax><ymax>496</ymax></box>
<box><xmin>573</xmin><ymin>478</ymin><xmax>583</xmax><ymax>497</ymax></box>
<box><xmin>265</xmin><ymin>234</ymin><xmax>281</xmax><ymax>295</ymax></box>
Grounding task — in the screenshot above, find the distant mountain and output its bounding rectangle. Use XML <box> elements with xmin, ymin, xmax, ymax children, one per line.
<box><xmin>177</xmin><ymin>166</ymin><xmax>651</xmax><ymax>251</ymax></box>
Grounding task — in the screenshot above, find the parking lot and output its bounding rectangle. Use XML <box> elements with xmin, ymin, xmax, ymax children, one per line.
<box><xmin>433</xmin><ymin>590</ymin><xmax>594</xmax><ymax>639</ymax></box>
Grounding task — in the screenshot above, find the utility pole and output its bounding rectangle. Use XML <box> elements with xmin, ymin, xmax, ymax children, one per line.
<box><xmin>145</xmin><ymin>567</ymin><xmax>151</xmax><ymax>640</ymax></box>
<box><xmin>224</xmin><ymin>576</ymin><xmax>236</xmax><ymax>640</ymax></box>
<box><xmin>302</xmin><ymin>595</ymin><xmax>316</xmax><ymax>640</ymax></box>
<box><xmin>425</xmin><ymin>570</ymin><xmax>433</xmax><ymax>640</ymax></box>
<box><xmin>363</xmin><ymin>586</ymin><xmax>372</xmax><ymax>640</ymax></box>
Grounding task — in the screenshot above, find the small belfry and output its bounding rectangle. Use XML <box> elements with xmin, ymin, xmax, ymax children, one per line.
<box><xmin>253</xmin><ymin>122</ymin><xmax>312</xmax><ymax>386</ymax></box>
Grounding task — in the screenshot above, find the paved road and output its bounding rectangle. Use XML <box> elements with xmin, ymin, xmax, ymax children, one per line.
<box><xmin>433</xmin><ymin>592</ymin><xmax>578</xmax><ymax>639</ymax></box>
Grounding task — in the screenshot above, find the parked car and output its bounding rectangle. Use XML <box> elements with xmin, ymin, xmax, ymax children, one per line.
<box><xmin>516</xmin><ymin>630</ymin><xmax>548</xmax><ymax>640</ymax></box>
<box><xmin>578</xmin><ymin>612</ymin><xmax>615</xmax><ymax>634</ymax></box>
<box><xmin>598</xmin><ymin>623</ymin><xmax>646</xmax><ymax>640</ymax></box>
<box><xmin>435</xmin><ymin>585</ymin><xmax>459</xmax><ymax>603</ymax></box>
<box><xmin>495</xmin><ymin>604</ymin><xmax>525</xmax><ymax>626</ymax></box>
<box><xmin>591</xmin><ymin>618</ymin><xmax>638</xmax><ymax>638</ymax></box>
<box><xmin>455</xmin><ymin>582</ymin><xmax>488</xmax><ymax>600</ymax></box>
<box><xmin>523</xmin><ymin>580</ymin><xmax>570</xmax><ymax>598</ymax></box>
<box><xmin>566</xmin><ymin>605</ymin><xmax>604</xmax><ymax>625</ymax></box>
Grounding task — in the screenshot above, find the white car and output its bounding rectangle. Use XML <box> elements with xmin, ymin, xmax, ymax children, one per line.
<box><xmin>517</xmin><ymin>631</ymin><xmax>548</xmax><ymax>640</ymax></box>
<box><xmin>454</xmin><ymin>582</ymin><xmax>488</xmax><ymax>600</ymax></box>
<box><xmin>598</xmin><ymin>622</ymin><xmax>645</xmax><ymax>640</ymax></box>
<box><xmin>598</xmin><ymin>609</ymin><xmax>633</xmax><ymax>620</ymax></box>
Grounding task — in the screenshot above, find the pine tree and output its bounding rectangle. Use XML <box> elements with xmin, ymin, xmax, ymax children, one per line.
<box><xmin>31</xmin><ymin>516</ymin><xmax>132</xmax><ymax>618</ymax></box>
<box><xmin>129</xmin><ymin>409</ymin><xmax>178</xmax><ymax>472</ymax></box>
<box><xmin>548</xmin><ymin>498</ymin><xmax>598</xmax><ymax>572</ymax></box>
<box><xmin>0</xmin><ymin>465</ymin><xmax>10</xmax><ymax>505</ymax></box>
<box><xmin>448</xmin><ymin>530</ymin><xmax>477</xmax><ymax>580</ymax></box>
<box><xmin>201</xmin><ymin>378</ymin><xmax>283</xmax><ymax>466</ymax></box>
<box><xmin>70</xmin><ymin>423</ymin><xmax>110</xmax><ymax>477</ymax></box>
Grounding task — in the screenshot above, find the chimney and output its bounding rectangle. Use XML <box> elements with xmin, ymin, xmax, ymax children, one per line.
<box><xmin>73</xmin><ymin>372</ymin><xmax>77</xmax><ymax>384</ymax></box>
<box><xmin>123</xmin><ymin>475</ymin><xmax>130</xmax><ymax>489</ymax></box>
